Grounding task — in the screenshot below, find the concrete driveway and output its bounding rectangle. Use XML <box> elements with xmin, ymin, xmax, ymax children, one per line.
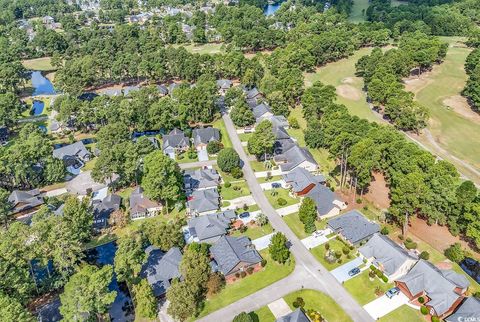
<box><xmin>363</xmin><ymin>292</ymin><xmax>409</xmax><ymax>319</ymax></box>
<box><xmin>252</xmin><ymin>233</ymin><xmax>274</xmax><ymax>251</ymax></box>
<box><xmin>277</xmin><ymin>204</ymin><xmax>300</xmax><ymax>216</ymax></box>
<box><xmin>259</xmin><ymin>180</ymin><xmax>285</xmax><ymax>190</ymax></box>
<box><xmin>198</xmin><ymin>149</ymin><xmax>209</xmax><ymax>161</ymax></box>
<box><xmin>330</xmin><ymin>257</ymin><xmax>364</xmax><ymax>282</ymax></box>
<box><xmin>301</xmin><ymin>229</ymin><xmax>332</xmax><ymax>249</ymax></box>
<box><xmin>255</xmin><ymin>169</ymin><xmax>283</xmax><ymax>178</ymax></box>
<box><xmin>267</xmin><ymin>298</ymin><xmax>291</xmax><ymax>319</ymax></box>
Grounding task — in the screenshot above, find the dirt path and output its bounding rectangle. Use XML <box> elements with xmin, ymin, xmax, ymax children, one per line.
<box><xmin>364</xmin><ymin>172</ymin><xmax>390</xmax><ymax>209</ymax></box>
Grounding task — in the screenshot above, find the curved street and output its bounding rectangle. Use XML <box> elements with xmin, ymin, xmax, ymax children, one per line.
<box><xmin>198</xmin><ymin>112</ymin><xmax>374</xmax><ymax>322</ymax></box>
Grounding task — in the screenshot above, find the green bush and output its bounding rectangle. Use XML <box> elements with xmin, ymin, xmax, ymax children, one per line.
<box><xmin>224</xmin><ymin>181</ymin><xmax>231</xmax><ymax>188</ymax></box>
<box><xmin>419</xmin><ymin>251</ymin><xmax>430</xmax><ymax>260</ymax></box>
<box><xmin>376</xmin><ymin>269</ymin><xmax>383</xmax><ymax>278</ymax></box>
<box><xmin>231</xmin><ymin>167</ymin><xmax>243</xmax><ymax>179</ymax></box>
<box><xmin>404</xmin><ymin>240</ymin><xmax>417</xmax><ymax>250</ymax></box>
<box><xmin>342</xmin><ymin>246</ymin><xmax>350</xmax><ymax>255</ymax></box>
<box><xmin>324</xmin><ymin>242</ymin><xmax>330</xmax><ymax>251</ymax></box>
<box><xmin>405</xmin><ymin>237</ymin><xmax>412</xmax><ymax>243</ymax></box>
<box><xmin>431</xmin><ymin>316</ymin><xmax>440</xmax><ymax>322</ymax></box>
<box><xmin>369</xmin><ymin>265</ymin><xmax>376</xmax><ymax>271</ymax></box>
<box><xmin>246</xmin><ymin>267</ymin><xmax>254</xmax><ymax>274</ymax></box>
<box><xmin>420</xmin><ymin>306</ymin><xmax>429</xmax><ymax>315</ymax></box>
<box><xmin>418</xmin><ymin>296</ymin><xmax>425</xmax><ymax>304</ymax></box>
<box><xmin>240</xmin><ymin>271</ymin><xmax>247</xmax><ymax>278</ymax></box>
<box><xmin>444</xmin><ymin>243</ymin><xmax>465</xmax><ymax>263</ymax></box>
<box><xmin>261</xmin><ymin>259</ymin><xmax>267</xmax><ymax>267</ymax></box>
<box><xmin>356</xmin><ymin>198</ymin><xmax>362</xmax><ymax>204</ymax></box>
<box><xmin>292</xmin><ymin>297</ymin><xmax>305</xmax><ymax>308</ymax></box>
<box><xmin>380</xmin><ymin>226</ymin><xmax>389</xmax><ymax>235</ymax></box>
<box><xmin>381</xmin><ymin>275</ymin><xmax>388</xmax><ymax>283</ymax></box>
<box><xmin>277</xmin><ymin>198</ymin><xmax>287</xmax><ymax>206</ymax></box>
<box><xmin>207</xmin><ymin>140</ymin><xmax>223</xmax><ymax>154</ymax></box>
<box><xmin>334</xmin><ymin>251</ymin><xmax>342</xmax><ymax>259</ymax></box>
<box><xmin>337</xmin><ymin>259</ymin><xmax>343</xmax><ymax>264</ymax></box>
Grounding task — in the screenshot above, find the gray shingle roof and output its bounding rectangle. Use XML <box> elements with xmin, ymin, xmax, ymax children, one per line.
<box><xmin>305</xmin><ymin>184</ymin><xmax>341</xmax><ymax>217</ymax></box>
<box><xmin>157</xmin><ymin>85</ymin><xmax>169</xmax><ymax>95</ymax></box>
<box><xmin>162</xmin><ymin>128</ymin><xmax>189</xmax><ymax>151</ymax></box>
<box><xmin>273</xmin><ymin>126</ymin><xmax>290</xmax><ymax>140</ymax></box>
<box><xmin>445</xmin><ymin>297</ymin><xmax>480</xmax><ymax>322</ymax></box>
<box><xmin>187</xmin><ymin>210</ymin><xmax>236</xmax><ymax>242</ymax></box>
<box><xmin>252</xmin><ymin>103</ymin><xmax>272</xmax><ymax>120</ymax></box>
<box><xmin>92</xmin><ymin>194</ymin><xmax>121</xmax><ymax>230</ymax></box>
<box><xmin>276</xmin><ymin>308</ymin><xmax>310</xmax><ymax>322</ymax></box>
<box><xmin>270</xmin><ymin>115</ymin><xmax>289</xmax><ymax>129</ymax></box>
<box><xmin>210</xmin><ymin>236</ymin><xmax>262</xmax><ymax>275</ymax></box>
<box><xmin>216</xmin><ymin>79</ymin><xmax>233</xmax><ymax>90</ymax></box>
<box><xmin>192</xmin><ymin>128</ymin><xmax>220</xmax><ymax>146</ymax></box>
<box><xmin>327</xmin><ymin>210</ymin><xmax>379</xmax><ymax>244</ymax></box>
<box><xmin>245</xmin><ymin>87</ymin><xmax>261</xmax><ymax>100</ymax></box>
<box><xmin>397</xmin><ymin>260</ymin><xmax>470</xmax><ymax>316</ymax></box>
<box><xmin>183</xmin><ymin>168</ymin><xmax>220</xmax><ymax>191</ymax></box>
<box><xmin>122</xmin><ymin>85</ymin><xmax>140</xmax><ymax>96</ymax></box>
<box><xmin>282</xmin><ymin>167</ymin><xmax>319</xmax><ymax>194</ymax></box>
<box><xmin>8</xmin><ymin>189</ymin><xmax>43</xmax><ymax>214</ymax></box>
<box><xmin>359</xmin><ymin>233</ymin><xmax>417</xmax><ymax>276</ymax></box>
<box><xmin>274</xmin><ymin>144</ymin><xmax>317</xmax><ymax>172</ymax></box>
<box><xmin>130</xmin><ymin>187</ymin><xmax>162</xmax><ymax>215</ymax></box>
<box><xmin>52</xmin><ymin>141</ymin><xmax>90</xmax><ymax>161</ymax></box>
<box><xmin>187</xmin><ymin>188</ymin><xmax>220</xmax><ymax>214</ymax></box>
<box><xmin>140</xmin><ymin>246</ymin><xmax>182</xmax><ymax>297</ymax></box>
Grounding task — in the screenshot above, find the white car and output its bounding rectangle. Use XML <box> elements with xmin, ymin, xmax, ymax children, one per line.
<box><xmin>312</xmin><ymin>230</ymin><xmax>324</xmax><ymax>238</ymax></box>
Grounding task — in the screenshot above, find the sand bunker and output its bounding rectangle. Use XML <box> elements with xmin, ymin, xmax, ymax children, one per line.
<box><xmin>336</xmin><ymin>84</ymin><xmax>361</xmax><ymax>101</ymax></box>
<box><xmin>443</xmin><ymin>95</ymin><xmax>480</xmax><ymax>123</ymax></box>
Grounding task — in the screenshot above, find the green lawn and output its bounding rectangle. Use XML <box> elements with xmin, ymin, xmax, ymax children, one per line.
<box><xmin>265</xmin><ymin>188</ymin><xmax>299</xmax><ymax>209</ymax></box>
<box><xmin>251</xmin><ymin>306</ymin><xmax>275</xmax><ymax>322</ymax></box>
<box><xmin>172</xmin><ymin>43</ymin><xmax>225</xmax><ymax>55</ymax></box>
<box><xmin>257</xmin><ymin>175</ymin><xmax>282</xmax><ymax>183</ymax></box>
<box><xmin>344</xmin><ymin>270</ymin><xmax>393</xmax><ymax>305</ymax></box>
<box><xmin>215</xmin><ymin>166</ymin><xmax>239</xmax><ymax>183</ymax></box>
<box><xmin>310</xmin><ymin>238</ymin><xmax>356</xmax><ymax>270</ymax></box>
<box><xmin>250</xmin><ymin>160</ymin><xmax>269</xmax><ymax>172</ymax></box>
<box><xmin>239</xmin><ymin>132</ymin><xmax>253</xmax><ymax>142</ymax></box>
<box><xmin>348</xmin><ymin>0</ymin><xmax>369</xmax><ymax>23</ymax></box>
<box><xmin>83</xmin><ymin>158</ymin><xmax>97</xmax><ymax>171</ymax></box>
<box><xmin>379</xmin><ymin>305</ymin><xmax>424</xmax><ymax>322</ymax></box>
<box><xmin>212</xmin><ymin>118</ymin><xmax>233</xmax><ymax>149</ymax></box>
<box><xmin>176</xmin><ymin>152</ymin><xmax>198</xmax><ymax>163</ymax></box>
<box><xmin>284</xmin><ymin>289</ymin><xmax>353</xmax><ymax>322</ymax></box>
<box><xmin>243</xmin><ymin>204</ymin><xmax>260</xmax><ymax>213</ymax></box>
<box><xmin>197</xmin><ymin>250</ymin><xmax>295</xmax><ymax>318</ymax></box>
<box><xmin>231</xmin><ymin>223</ymin><xmax>274</xmax><ymax>240</ymax></box>
<box><xmin>283</xmin><ymin>212</ymin><xmax>325</xmax><ymax>239</ymax></box>
<box><xmin>220</xmin><ymin>181</ymin><xmax>250</xmax><ymax>200</ymax></box>
<box><xmin>22</xmin><ymin>57</ymin><xmax>56</xmax><ymax>71</ymax></box>
<box><xmin>304</xmin><ymin>47</ymin><xmax>378</xmax><ymax>123</ymax></box>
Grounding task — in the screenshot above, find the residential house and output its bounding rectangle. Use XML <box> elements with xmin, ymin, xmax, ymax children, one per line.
<box><xmin>274</xmin><ymin>144</ymin><xmax>318</xmax><ymax>173</ymax></box>
<box><xmin>129</xmin><ymin>187</ymin><xmax>163</xmax><ymax>220</ymax></box>
<box><xmin>183</xmin><ymin>168</ymin><xmax>220</xmax><ymax>192</ymax></box>
<box><xmin>282</xmin><ymin>167</ymin><xmax>324</xmax><ymax>196</ymax></box>
<box><xmin>157</xmin><ymin>85</ymin><xmax>169</xmax><ymax>96</ymax></box>
<box><xmin>445</xmin><ymin>297</ymin><xmax>480</xmax><ymax>322</ymax></box>
<box><xmin>91</xmin><ymin>187</ymin><xmax>121</xmax><ymax>231</ymax></box>
<box><xmin>305</xmin><ymin>184</ymin><xmax>346</xmax><ymax>218</ymax></box>
<box><xmin>216</xmin><ymin>79</ymin><xmax>233</xmax><ymax>95</ymax></box>
<box><xmin>210</xmin><ymin>236</ymin><xmax>263</xmax><ymax>283</ymax></box>
<box><xmin>181</xmin><ymin>23</ymin><xmax>195</xmax><ymax>40</ymax></box>
<box><xmin>168</xmin><ymin>83</ymin><xmax>180</xmax><ymax>95</ymax></box>
<box><xmin>252</xmin><ymin>103</ymin><xmax>273</xmax><ymax>122</ymax></box>
<box><xmin>133</xmin><ymin>136</ymin><xmax>159</xmax><ymax>149</ymax></box>
<box><xmin>162</xmin><ymin>128</ymin><xmax>190</xmax><ymax>159</ymax></box>
<box><xmin>359</xmin><ymin>233</ymin><xmax>418</xmax><ymax>281</ymax></box>
<box><xmin>66</xmin><ymin>170</ymin><xmax>114</xmax><ymax>195</ymax></box>
<box><xmin>269</xmin><ymin>115</ymin><xmax>289</xmax><ymax>129</ymax></box>
<box><xmin>186</xmin><ymin>210</ymin><xmax>237</xmax><ymax>243</ymax></box>
<box><xmin>52</xmin><ymin>141</ymin><xmax>91</xmax><ymax>175</ymax></box>
<box><xmin>187</xmin><ymin>188</ymin><xmax>220</xmax><ymax>216</ymax></box>
<box><xmin>0</xmin><ymin>126</ymin><xmax>8</xmax><ymax>144</ymax></box>
<box><xmin>140</xmin><ymin>246</ymin><xmax>182</xmax><ymax>297</ymax></box>
<box><xmin>276</xmin><ymin>308</ymin><xmax>310</xmax><ymax>322</ymax></box>
<box><xmin>99</xmin><ymin>88</ymin><xmax>123</xmax><ymax>97</ymax></box>
<box><xmin>327</xmin><ymin>210</ymin><xmax>379</xmax><ymax>245</ymax></box>
<box><xmin>122</xmin><ymin>85</ymin><xmax>140</xmax><ymax>96</ymax></box>
<box><xmin>396</xmin><ymin>260</ymin><xmax>470</xmax><ymax>319</ymax></box>
<box><xmin>8</xmin><ymin>189</ymin><xmax>44</xmax><ymax>219</ymax></box>
<box><xmin>192</xmin><ymin>127</ymin><xmax>220</xmax><ymax>151</ymax></box>
<box><xmin>244</xmin><ymin>87</ymin><xmax>262</xmax><ymax>103</ymax></box>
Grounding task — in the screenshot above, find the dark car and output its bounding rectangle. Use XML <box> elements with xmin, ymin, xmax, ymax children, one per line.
<box><xmin>348</xmin><ymin>267</ymin><xmax>360</xmax><ymax>277</ymax></box>
<box><xmin>385</xmin><ymin>287</ymin><xmax>400</xmax><ymax>299</ymax></box>
<box><xmin>271</xmin><ymin>182</ymin><xmax>281</xmax><ymax>189</ymax></box>
<box><xmin>239</xmin><ymin>212</ymin><xmax>250</xmax><ymax>219</ymax></box>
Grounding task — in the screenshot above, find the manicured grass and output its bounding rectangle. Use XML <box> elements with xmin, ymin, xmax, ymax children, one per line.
<box><xmin>83</xmin><ymin>158</ymin><xmax>97</xmax><ymax>171</ymax></box>
<box><xmin>284</xmin><ymin>289</ymin><xmax>352</xmax><ymax>322</ymax></box>
<box><xmin>220</xmin><ymin>181</ymin><xmax>250</xmax><ymax>200</ymax></box>
<box><xmin>117</xmin><ymin>187</ymin><xmax>135</xmax><ymax>202</ymax></box>
<box><xmin>257</xmin><ymin>175</ymin><xmax>282</xmax><ymax>183</ymax></box>
<box><xmin>238</xmin><ymin>132</ymin><xmax>253</xmax><ymax>142</ymax></box>
<box><xmin>310</xmin><ymin>238</ymin><xmax>355</xmax><ymax>270</ymax></box>
<box><xmin>348</xmin><ymin>0</ymin><xmax>369</xmax><ymax>23</ymax></box>
<box><xmin>250</xmin><ymin>160</ymin><xmax>269</xmax><ymax>172</ymax></box>
<box><xmin>176</xmin><ymin>152</ymin><xmax>198</xmax><ymax>163</ymax></box>
<box><xmin>84</xmin><ymin>233</ymin><xmax>117</xmax><ymax>250</ymax></box>
<box><xmin>198</xmin><ymin>250</ymin><xmax>295</xmax><ymax>317</ymax></box>
<box><xmin>243</xmin><ymin>204</ymin><xmax>260</xmax><ymax>213</ymax></box>
<box><xmin>22</xmin><ymin>57</ymin><xmax>56</xmax><ymax>71</ymax></box>
<box><xmin>172</xmin><ymin>43</ymin><xmax>225</xmax><ymax>55</ymax></box>
<box><xmin>282</xmin><ymin>212</ymin><xmax>325</xmax><ymax>239</ymax></box>
<box><xmin>304</xmin><ymin>47</ymin><xmax>378</xmax><ymax>123</ymax></box>
<box><xmin>215</xmin><ymin>166</ymin><xmax>240</xmax><ymax>183</ymax></box>
<box><xmin>343</xmin><ymin>270</ymin><xmax>393</xmax><ymax>305</ymax></box>
<box><xmin>212</xmin><ymin>118</ymin><xmax>233</xmax><ymax>149</ymax></box>
<box><xmin>265</xmin><ymin>188</ymin><xmax>299</xmax><ymax>209</ymax></box>
<box><xmin>251</xmin><ymin>306</ymin><xmax>275</xmax><ymax>322</ymax></box>
<box><xmin>379</xmin><ymin>305</ymin><xmax>423</xmax><ymax>322</ymax></box>
<box><xmin>231</xmin><ymin>223</ymin><xmax>274</xmax><ymax>240</ymax></box>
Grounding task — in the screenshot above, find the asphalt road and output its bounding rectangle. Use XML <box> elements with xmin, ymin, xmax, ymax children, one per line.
<box><xmin>198</xmin><ymin>113</ymin><xmax>373</xmax><ymax>322</ymax></box>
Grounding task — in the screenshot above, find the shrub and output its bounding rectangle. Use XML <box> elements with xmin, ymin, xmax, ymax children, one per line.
<box><xmin>233</xmin><ymin>312</ymin><xmax>253</xmax><ymax>322</ymax></box>
<box><xmin>207</xmin><ymin>140</ymin><xmax>223</xmax><ymax>154</ymax></box>
<box><xmin>224</xmin><ymin>181</ymin><xmax>231</xmax><ymax>188</ymax></box>
<box><xmin>418</xmin><ymin>296</ymin><xmax>425</xmax><ymax>304</ymax></box>
<box><xmin>376</xmin><ymin>269</ymin><xmax>383</xmax><ymax>278</ymax></box>
<box><xmin>206</xmin><ymin>273</ymin><xmax>225</xmax><ymax>297</ymax></box>
<box><xmin>187</xmin><ymin>149</ymin><xmax>197</xmax><ymax>159</ymax></box>
<box><xmin>444</xmin><ymin>243</ymin><xmax>465</xmax><ymax>263</ymax></box>
<box><xmin>288</xmin><ymin>116</ymin><xmax>299</xmax><ymax>129</ymax></box>
<box><xmin>405</xmin><ymin>237</ymin><xmax>412</xmax><ymax>243</ymax></box>
<box><xmin>431</xmin><ymin>316</ymin><xmax>440</xmax><ymax>322</ymax></box>
<box><xmin>277</xmin><ymin>198</ymin><xmax>287</xmax><ymax>206</ymax></box>
<box><xmin>337</xmin><ymin>259</ymin><xmax>343</xmax><ymax>264</ymax></box>
<box><xmin>369</xmin><ymin>265</ymin><xmax>376</xmax><ymax>271</ymax></box>
<box><xmin>243</xmin><ymin>203</ymin><xmax>248</xmax><ymax>211</ymax></box>
<box><xmin>347</xmin><ymin>254</ymin><xmax>352</xmax><ymax>259</ymax></box>
<box><xmin>233</xmin><ymin>185</ymin><xmax>241</xmax><ymax>191</ymax></box>
<box><xmin>404</xmin><ymin>240</ymin><xmax>417</xmax><ymax>250</ymax></box>
<box><xmin>342</xmin><ymin>246</ymin><xmax>350</xmax><ymax>255</ymax></box>
<box><xmin>356</xmin><ymin>198</ymin><xmax>362</xmax><ymax>204</ymax></box>
<box><xmin>363</xmin><ymin>205</ymin><xmax>369</xmax><ymax>211</ymax></box>
<box><xmin>420</xmin><ymin>306</ymin><xmax>429</xmax><ymax>315</ymax></box>
<box><xmin>324</xmin><ymin>242</ymin><xmax>330</xmax><ymax>251</ymax></box>
<box><xmin>292</xmin><ymin>297</ymin><xmax>305</xmax><ymax>308</ymax></box>
<box><xmin>270</xmin><ymin>190</ymin><xmax>278</xmax><ymax>197</ymax></box>
<box><xmin>239</xmin><ymin>225</ymin><xmax>247</xmax><ymax>233</ymax></box>
<box><xmin>381</xmin><ymin>275</ymin><xmax>388</xmax><ymax>283</ymax></box>
<box><xmin>235</xmin><ymin>272</ymin><xmax>240</xmax><ymax>278</ymax></box>
<box><xmin>261</xmin><ymin>259</ymin><xmax>267</xmax><ymax>267</ymax></box>
<box><xmin>246</xmin><ymin>267</ymin><xmax>254</xmax><ymax>275</ymax></box>
<box><xmin>334</xmin><ymin>251</ymin><xmax>342</xmax><ymax>259</ymax></box>
<box><xmin>231</xmin><ymin>167</ymin><xmax>243</xmax><ymax>179</ymax></box>
<box><xmin>369</xmin><ymin>270</ymin><xmax>376</xmax><ymax>279</ymax></box>
<box><xmin>380</xmin><ymin>226</ymin><xmax>389</xmax><ymax>235</ymax></box>
<box><xmin>398</xmin><ymin>234</ymin><xmax>404</xmax><ymax>240</ymax></box>
<box><xmin>374</xmin><ymin>286</ymin><xmax>383</xmax><ymax>296</ymax></box>
<box><xmin>240</xmin><ymin>271</ymin><xmax>247</xmax><ymax>278</ymax></box>
<box><xmin>419</xmin><ymin>251</ymin><xmax>430</xmax><ymax>260</ymax></box>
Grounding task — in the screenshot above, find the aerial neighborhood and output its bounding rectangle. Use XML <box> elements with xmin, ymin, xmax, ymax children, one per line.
<box><xmin>0</xmin><ymin>0</ymin><xmax>480</xmax><ymax>322</ymax></box>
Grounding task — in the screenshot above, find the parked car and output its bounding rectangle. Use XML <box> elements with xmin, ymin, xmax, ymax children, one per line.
<box><xmin>348</xmin><ymin>267</ymin><xmax>360</xmax><ymax>277</ymax></box>
<box><xmin>239</xmin><ymin>212</ymin><xmax>250</xmax><ymax>219</ymax></box>
<box><xmin>244</xmin><ymin>126</ymin><xmax>253</xmax><ymax>133</ymax></box>
<box><xmin>271</xmin><ymin>182</ymin><xmax>281</xmax><ymax>189</ymax></box>
<box><xmin>312</xmin><ymin>230</ymin><xmax>324</xmax><ymax>238</ymax></box>
<box><xmin>385</xmin><ymin>287</ymin><xmax>400</xmax><ymax>299</ymax></box>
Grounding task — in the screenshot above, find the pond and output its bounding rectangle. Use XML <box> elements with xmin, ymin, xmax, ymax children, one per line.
<box><xmin>32</xmin><ymin>100</ymin><xmax>45</xmax><ymax>115</ymax></box>
<box><xmin>264</xmin><ymin>2</ymin><xmax>281</xmax><ymax>16</ymax></box>
<box><xmin>84</xmin><ymin>241</ymin><xmax>135</xmax><ymax>322</ymax></box>
<box><xmin>31</xmin><ymin>71</ymin><xmax>55</xmax><ymax>96</ymax></box>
